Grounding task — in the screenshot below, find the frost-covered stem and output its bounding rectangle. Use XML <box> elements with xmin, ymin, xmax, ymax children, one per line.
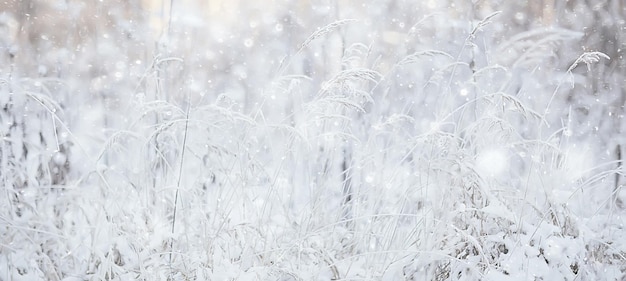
<box><xmin>614</xmin><ymin>89</ymin><xmax>626</xmax><ymax>208</ymax></box>
<box><xmin>616</xmin><ymin>145</ymin><xmax>622</xmax><ymax>186</ymax></box>
<box><xmin>169</xmin><ymin>97</ymin><xmax>190</xmax><ymax>273</ymax></box>
<box><xmin>167</xmin><ymin>0</ymin><xmax>174</xmax><ymax>35</ymax></box>
<box><xmin>615</xmin><ymin>142</ymin><xmax>624</xmax><ymax>209</ymax></box>
<box><xmin>341</xmin><ymin>146</ymin><xmax>353</xmax><ymax>227</ymax></box>
<box><xmin>444</xmin><ymin>11</ymin><xmax>501</xmax><ymax>106</ymax></box>
<box><xmin>153</xmin><ymin>60</ymin><xmax>163</xmax><ymax>189</ymax></box>
<box><xmin>100</xmin><ymin>91</ymin><xmax>109</xmax><ymax>166</ymax></box>
<box><xmin>543</xmin><ymin>52</ymin><xmax>610</xmax><ymax>134</ymax></box>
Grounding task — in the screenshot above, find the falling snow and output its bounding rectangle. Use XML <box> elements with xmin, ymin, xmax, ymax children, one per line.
<box><xmin>0</xmin><ymin>1</ymin><xmax>625</xmax><ymax>280</ymax></box>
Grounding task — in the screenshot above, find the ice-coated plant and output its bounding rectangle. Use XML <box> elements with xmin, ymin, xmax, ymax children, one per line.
<box><xmin>1</xmin><ymin>1</ymin><xmax>624</xmax><ymax>280</ymax></box>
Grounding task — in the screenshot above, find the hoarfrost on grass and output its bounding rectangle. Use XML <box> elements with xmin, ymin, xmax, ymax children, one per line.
<box><xmin>1</xmin><ymin>1</ymin><xmax>625</xmax><ymax>280</ymax></box>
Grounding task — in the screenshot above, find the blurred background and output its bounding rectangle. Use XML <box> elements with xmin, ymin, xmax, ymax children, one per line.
<box><xmin>1</xmin><ymin>0</ymin><xmax>624</xmax><ymax>193</ymax></box>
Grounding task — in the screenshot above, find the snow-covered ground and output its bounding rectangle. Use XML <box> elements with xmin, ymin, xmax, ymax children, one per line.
<box><xmin>1</xmin><ymin>1</ymin><xmax>625</xmax><ymax>280</ymax></box>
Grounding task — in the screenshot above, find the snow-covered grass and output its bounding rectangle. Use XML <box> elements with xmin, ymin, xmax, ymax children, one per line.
<box><xmin>1</xmin><ymin>1</ymin><xmax>625</xmax><ymax>280</ymax></box>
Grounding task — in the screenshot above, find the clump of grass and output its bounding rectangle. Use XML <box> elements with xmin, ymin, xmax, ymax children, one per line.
<box><xmin>2</xmin><ymin>2</ymin><xmax>625</xmax><ymax>281</ymax></box>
